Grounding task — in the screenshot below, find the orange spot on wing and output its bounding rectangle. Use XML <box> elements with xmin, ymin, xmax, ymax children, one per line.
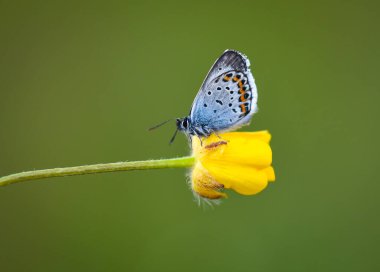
<box><xmin>240</xmin><ymin>104</ymin><xmax>246</xmax><ymax>113</ymax></box>
<box><xmin>224</xmin><ymin>76</ymin><xmax>230</xmax><ymax>81</ymax></box>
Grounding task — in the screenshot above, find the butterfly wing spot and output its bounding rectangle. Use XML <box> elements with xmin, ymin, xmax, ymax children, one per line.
<box><xmin>214</xmin><ymin>110</ymin><xmax>217</xmax><ymax>113</ymax></box>
<box><xmin>228</xmin><ymin>103</ymin><xmax>232</xmax><ymax>107</ymax></box>
<box><xmin>217</xmin><ymin>87</ymin><xmax>221</xmax><ymax>90</ymax></box>
<box><xmin>239</xmin><ymin>92</ymin><xmax>250</xmax><ymax>102</ymax></box>
<box><xmin>238</xmin><ymin>103</ymin><xmax>250</xmax><ymax>117</ymax></box>
<box><xmin>223</xmin><ymin>72</ymin><xmax>234</xmax><ymax>82</ymax></box>
<box><xmin>216</xmin><ymin>100</ymin><xmax>223</xmax><ymax>105</ymax></box>
<box><xmin>208</xmin><ymin>91</ymin><xmax>212</xmax><ymax>95</ymax></box>
<box><xmin>240</xmin><ymin>104</ymin><xmax>246</xmax><ymax>113</ymax></box>
<box><xmin>232</xmin><ymin>74</ymin><xmax>242</xmax><ymax>82</ymax></box>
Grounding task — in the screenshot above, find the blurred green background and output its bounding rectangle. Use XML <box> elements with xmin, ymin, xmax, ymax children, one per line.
<box><xmin>0</xmin><ymin>0</ymin><xmax>379</xmax><ymax>271</ymax></box>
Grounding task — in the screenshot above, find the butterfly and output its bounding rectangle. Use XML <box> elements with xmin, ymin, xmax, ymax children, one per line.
<box><xmin>150</xmin><ymin>49</ymin><xmax>258</xmax><ymax>144</ymax></box>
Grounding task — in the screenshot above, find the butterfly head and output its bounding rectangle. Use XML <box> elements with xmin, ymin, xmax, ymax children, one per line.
<box><xmin>176</xmin><ymin>117</ymin><xmax>191</xmax><ymax>132</ymax></box>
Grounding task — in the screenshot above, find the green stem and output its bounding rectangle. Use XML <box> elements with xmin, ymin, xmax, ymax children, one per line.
<box><xmin>0</xmin><ymin>156</ymin><xmax>195</xmax><ymax>187</ymax></box>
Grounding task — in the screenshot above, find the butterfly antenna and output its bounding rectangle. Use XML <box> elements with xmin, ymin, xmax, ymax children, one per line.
<box><xmin>169</xmin><ymin>129</ymin><xmax>179</xmax><ymax>145</ymax></box>
<box><xmin>148</xmin><ymin>119</ymin><xmax>173</xmax><ymax>131</ymax></box>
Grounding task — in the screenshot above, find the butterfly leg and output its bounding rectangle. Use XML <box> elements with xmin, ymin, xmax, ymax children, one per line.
<box><xmin>192</xmin><ymin>131</ymin><xmax>203</xmax><ymax>146</ymax></box>
<box><xmin>202</xmin><ymin>126</ymin><xmax>213</xmax><ymax>137</ymax></box>
<box><xmin>187</xmin><ymin>134</ymin><xmax>193</xmax><ymax>146</ymax></box>
<box><xmin>197</xmin><ymin>135</ymin><xmax>203</xmax><ymax>146</ymax></box>
<box><xmin>201</xmin><ymin>126</ymin><xmax>228</xmax><ymax>148</ymax></box>
<box><xmin>205</xmin><ymin>128</ymin><xmax>228</xmax><ymax>143</ymax></box>
<box><xmin>214</xmin><ymin>131</ymin><xmax>223</xmax><ymax>139</ymax></box>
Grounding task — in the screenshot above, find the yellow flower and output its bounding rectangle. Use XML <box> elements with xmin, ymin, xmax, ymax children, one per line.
<box><xmin>191</xmin><ymin>131</ymin><xmax>275</xmax><ymax>199</ymax></box>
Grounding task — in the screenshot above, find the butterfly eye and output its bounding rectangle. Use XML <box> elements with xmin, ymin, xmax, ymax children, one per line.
<box><xmin>182</xmin><ymin>119</ymin><xmax>188</xmax><ymax>128</ymax></box>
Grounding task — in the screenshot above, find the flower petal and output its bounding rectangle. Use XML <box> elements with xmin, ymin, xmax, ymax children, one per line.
<box><xmin>202</xmin><ymin>161</ymin><xmax>269</xmax><ymax>195</ymax></box>
<box><xmin>193</xmin><ymin>131</ymin><xmax>272</xmax><ymax>168</ymax></box>
<box><xmin>263</xmin><ymin>166</ymin><xmax>276</xmax><ymax>182</ymax></box>
<box><xmin>191</xmin><ymin>162</ymin><xmax>227</xmax><ymax>199</ymax></box>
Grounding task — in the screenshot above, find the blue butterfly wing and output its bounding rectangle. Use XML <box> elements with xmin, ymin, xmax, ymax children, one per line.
<box><xmin>190</xmin><ymin>49</ymin><xmax>258</xmax><ymax>132</ymax></box>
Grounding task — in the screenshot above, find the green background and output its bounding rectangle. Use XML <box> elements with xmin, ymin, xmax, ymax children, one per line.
<box><xmin>0</xmin><ymin>0</ymin><xmax>379</xmax><ymax>271</ymax></box>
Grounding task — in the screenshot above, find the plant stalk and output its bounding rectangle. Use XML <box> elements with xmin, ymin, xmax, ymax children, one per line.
<box><xmin>0</xmin><ymin>156</ymin><xmax>195</xmax><ymax>187</ymax></box>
